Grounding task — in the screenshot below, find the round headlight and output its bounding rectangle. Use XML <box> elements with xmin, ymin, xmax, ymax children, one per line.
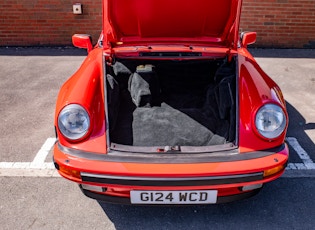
<box><xmin>255</xmin><ymin>104</ymin><xmax>286</xmax><ymax>139</ymax></box>
<box><xmin>58</xmin><ymin>104</ymin><xmax>90</xmax><ymax>140</ymax></box>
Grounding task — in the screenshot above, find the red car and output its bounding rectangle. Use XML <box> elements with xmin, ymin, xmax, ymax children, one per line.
<box><xmin>54</xmin><ymin>0</ymin><xmax>289</xmax><ymax>204</ymax></box>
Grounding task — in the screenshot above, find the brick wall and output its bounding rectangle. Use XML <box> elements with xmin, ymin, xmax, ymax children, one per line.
<box><xmin>241</xmin><ymin>0</ymin><xmax>315</xmax><ymax>48</ymax></box>
<box><xmin>0</xmin><ymin>0</ymin><xmax>102</xmax><ymax>46</ymax></box>
<box><xmin>1</xmin><ymin>0</ymin><xmax>315</xmax><ymax>48</ymax></box>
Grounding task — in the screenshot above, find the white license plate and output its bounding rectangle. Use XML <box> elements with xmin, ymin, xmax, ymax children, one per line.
<box><xmin>130</xmin><ymin>190</ymin><xmax>218</xmax><ymax>204</ymax></box>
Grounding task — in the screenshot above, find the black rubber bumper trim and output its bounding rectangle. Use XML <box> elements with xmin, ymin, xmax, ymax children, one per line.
<box><xmin>57</xmin><ymin>142</ymin><xmax>286</xmax><ymax>164</ymax></box>
<box><xmin>80</xmin><ymin>172</ymin><xmax>263</xmax><ymax>187</ymax></box>
<box><xmin>80</xmin><ymin>187</ymin><xmax>261</xmax><ymax>205</ymax></box>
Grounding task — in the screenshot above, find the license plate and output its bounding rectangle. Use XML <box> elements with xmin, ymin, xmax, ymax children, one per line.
<box><xmin>130</xmin><ymin>190</ymin><xmax>218</xmax><ymax>204</ymax></box>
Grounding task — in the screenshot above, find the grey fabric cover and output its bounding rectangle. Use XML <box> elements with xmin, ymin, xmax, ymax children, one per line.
<box><xmin>112</xmin><ymin>61</ymin><xmax>132</xmax><ymax>76</ymax></box>
<box><xmin>132</xmin><ymin>103</ymin><xmax>226</xmax><ymax>146</ymax></box>
<box><xmin>128</xmin><ymin>64</ymin><xmax>161</xmax><ymax>107</ymax></box>
<box><xmin>129</xmin><ymin>72</ymin><xmax>152</xmax><ymax>107</ymax></box>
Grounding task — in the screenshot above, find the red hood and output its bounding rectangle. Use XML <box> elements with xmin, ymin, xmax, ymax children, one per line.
<box><xmin>103</xmin><ymin>0</ymin><xmax>242</xmax><ymax>49</ymax></box>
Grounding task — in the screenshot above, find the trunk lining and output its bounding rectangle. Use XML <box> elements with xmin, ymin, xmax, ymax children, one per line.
<box><xmin>107</xmin><ymin>58</ymin><xmax>236</xmax><ymax>149</ymax></box>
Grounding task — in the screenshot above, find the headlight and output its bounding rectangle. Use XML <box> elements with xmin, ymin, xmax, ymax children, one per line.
<box><xmin>255</xmin><ymin>104</ymin><xmax>286</xmax><ymax>139</ymax></box>
<box><xmin>58</xmin><ymin>104</ymin><xmax>90</xmax><ymax>140</ymax></box>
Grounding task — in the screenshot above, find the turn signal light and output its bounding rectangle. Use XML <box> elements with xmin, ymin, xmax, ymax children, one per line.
<box><xmin>263</xmin><ymin>165</ymin><xmax>284</xmax><ymax>177</ymax></box>
<box><xmin>59</xmin><ymin>165</ymin><xmax>81</xmax><ymax>180</ymax></box>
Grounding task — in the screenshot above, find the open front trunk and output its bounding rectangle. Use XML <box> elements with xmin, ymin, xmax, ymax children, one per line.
<box><xmin>106</xmin><ymin>57</ymin><xmax>237</xmax><ymax>152</ymax></box>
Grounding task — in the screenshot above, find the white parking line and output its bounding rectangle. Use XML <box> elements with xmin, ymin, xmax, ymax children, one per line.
<box><xmin>30</xmin><ymin>137</ymin><xmax>56</xmax><ymax>168</ymax></box>
<box><xmin>0</xmin><ymin>136</ymin><xmax>314</xmax><ymax>178</ymax></box>
<box><xmin>286</xmin><ymin>137</ymin><xmax>315</xmax><ymax>170</ymax></box>
<box><xmin>0</xmin><ymin>138</ymin><xmax>60</xmax><ymax>177</ymax></box>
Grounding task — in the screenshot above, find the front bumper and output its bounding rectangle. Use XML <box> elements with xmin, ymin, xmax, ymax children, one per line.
<box><xmin>54</xmin><ymin>142</ymin><xmax>289</xmax><ymax>204</ymax></box>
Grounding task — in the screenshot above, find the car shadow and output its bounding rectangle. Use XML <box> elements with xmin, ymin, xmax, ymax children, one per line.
<box><xmin>285</xmin><ymin>101</ymin><xmax>315</xmax><ymax>158</ymax></box>
<box><xmin>0</xmin><ymin>46</ymin><xmax>87</xmax><ymax>56</ymax></box>
<box><xmin>249</xmin><ymin>48</ymin><xmax>315</xmax><ymax>58</ymax></box>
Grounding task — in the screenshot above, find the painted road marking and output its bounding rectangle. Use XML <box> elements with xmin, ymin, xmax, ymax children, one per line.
<box><xmin>286</xmin><ymin>137</ymin><xmax>315</xmax><ymax>170</ymax></box>
<box><xmin>0</xmin><ymin>137</ymin><xmax>314</xmax><ymax>178</ymax></box>
<box><xmin>30</xmin><ymin>137</ymin><xmax>56</xmax><ymax>168</ymax></box>
<box><xmin>0</xmin><ymin>137</ymin><xmax>59</xmax><ymax>177</ymax></box>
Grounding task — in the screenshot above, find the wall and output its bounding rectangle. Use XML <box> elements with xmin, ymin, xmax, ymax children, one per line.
<box><xmin>241</xmin><ymin>0</ymin><xmax>315</xmax><ymax>48</ymax></box>
<box><xmin>1</xmin><ymin>0</ymin><xmax>315</xmax><ymax>48</ymax></box>
<box><xmin>0</xmin><ymin>0</ymin><xmax>102</xmax><ymax>46</ymax></box>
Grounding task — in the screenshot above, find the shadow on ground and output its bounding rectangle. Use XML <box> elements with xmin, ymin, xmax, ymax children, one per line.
<box><xmin>1</xmin><ymin>47</ymin><xmax>315</xmax><ymax>58</ymax></box>
<box><xmin>0</xmin><ymin>46</ymin><xmax>87</xmax><ymax>56</ymax></box>
<box><xmin>249</xmin><ymin>48</ymin><xmax>315</xmax><ymax>58</ymax></box>
<box><xmin>286</xmin><ymin>101</ymin><xmax>315</xmax><ymax>156</ymax></box>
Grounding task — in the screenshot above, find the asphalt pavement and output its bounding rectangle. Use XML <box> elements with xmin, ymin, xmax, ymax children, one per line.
<box><xmin>0</xmin><ymin>47</ymin><xmax>314</xmax><ymax>230</ymax></box>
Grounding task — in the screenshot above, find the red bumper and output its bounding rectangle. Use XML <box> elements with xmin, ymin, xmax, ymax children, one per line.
<box><xmin>54</xmin><ymin>143</ymin><xmax>289</xmax><ymax>204</ymax></box>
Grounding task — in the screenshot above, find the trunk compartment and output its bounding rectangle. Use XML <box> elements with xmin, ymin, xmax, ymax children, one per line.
<box><xmin>106</xmin><ymin>57</ymin><xmax>237</xmax><ymax>152</ymax></box>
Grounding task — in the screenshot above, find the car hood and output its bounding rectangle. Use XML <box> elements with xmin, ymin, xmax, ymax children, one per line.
<box><xmin>103</xmin><ymin>0</ymin><xmax>242</xmax><ymax>49</ymax></box>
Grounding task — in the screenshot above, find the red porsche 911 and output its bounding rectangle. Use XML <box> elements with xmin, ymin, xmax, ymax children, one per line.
<box><xmin>53</xmin><ymin>0</ymin><xmax>289</xmax><ymax>204</ymax></box>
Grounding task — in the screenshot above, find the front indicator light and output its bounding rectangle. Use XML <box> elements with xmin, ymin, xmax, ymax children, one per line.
<box><xmin>263</xmin><ymin>165</ymin><xmax>284</xmax><ymax>177</ymax></box>
<box><xmin>59</xmin><ymin>165</ymin><xmax>81</xmax><ymax>180</ymax></box>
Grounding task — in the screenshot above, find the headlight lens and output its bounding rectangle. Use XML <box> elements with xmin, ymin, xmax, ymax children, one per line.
<box><xmin>58</xmin><ymin>104</ymin><xmax>90</xmax><ymax>140</ymax></box>
<box><xmin>255</xmin><ymin>104</ymin><xmax>286</xmax><ymax>139</ymax></box>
